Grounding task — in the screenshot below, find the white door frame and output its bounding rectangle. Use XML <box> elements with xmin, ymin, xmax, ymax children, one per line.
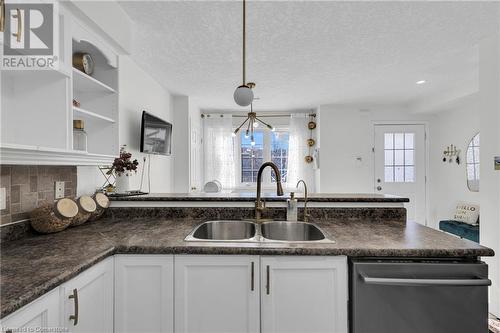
<box><xmin>371</xmin><ymin>121</ymin><xmax>430</xmax><ymax>226</ymax></box>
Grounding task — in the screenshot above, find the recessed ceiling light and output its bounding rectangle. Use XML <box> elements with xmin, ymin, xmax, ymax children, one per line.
<box><xmin>416</xmin><ymin>80</ymin><xmax>426</xmax><ymax>85</ymax></box>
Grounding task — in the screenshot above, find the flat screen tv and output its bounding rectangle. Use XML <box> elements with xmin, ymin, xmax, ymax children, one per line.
<box><xmin>140</xmin><ymin>111</ymin><xmax>172</xmax><ymax>155</ymax></box>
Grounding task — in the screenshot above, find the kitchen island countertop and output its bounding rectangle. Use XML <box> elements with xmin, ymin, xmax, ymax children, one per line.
<box><xmin>0</xmin><ymin>216</ymin><xmax>493</xmax><ymax>319</ymax></box>
<box><xmin>109</xmin><ymin>192</ymin><xmax>410</xmax><ymax>202</ymax></box>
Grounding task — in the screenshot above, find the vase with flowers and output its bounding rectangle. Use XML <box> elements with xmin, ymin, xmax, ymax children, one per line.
<box><xmin>110</xmin><ymin>146</ymin><xmax>139</xmax><ymax>193</ymax></box>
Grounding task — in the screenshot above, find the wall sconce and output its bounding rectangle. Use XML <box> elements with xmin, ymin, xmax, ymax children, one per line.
<box><xmin>443</xmin><ymin>144</ymin><xmax>461</xmax><ymax>164</ymax></box>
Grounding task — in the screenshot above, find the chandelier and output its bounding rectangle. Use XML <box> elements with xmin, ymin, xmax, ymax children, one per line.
<box><xmin>232</xmin><ymin>103</ymin><xmax>275</xmax><ymax>146</ymax></box>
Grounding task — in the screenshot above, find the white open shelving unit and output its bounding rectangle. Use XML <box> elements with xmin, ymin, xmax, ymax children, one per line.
<box><xmin>73</xmin><ymin>106</ymin><xmax>116</xmax><ymax>124</ymax></box>
<box><xmin>0</xmin><ymin>3</ymin><xmax>119</xmax><ymax>165</ymax></box>
<box><xmin>72</xmin><ymin>68</ymin><xmax>116</xmax><ymax>94</ymax></box>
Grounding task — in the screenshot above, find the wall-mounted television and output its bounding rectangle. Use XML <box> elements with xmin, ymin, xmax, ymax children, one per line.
<box><xmin>140</xmin><ymin>111</ymin><xmax>172</xmax><ymax>155</ymax></box>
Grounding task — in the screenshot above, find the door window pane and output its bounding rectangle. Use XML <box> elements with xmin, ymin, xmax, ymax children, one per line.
<box><xmin>394</xmin><ymin>133</ymin><xmax>404</xmax><ymax>149</ymax></box>
<box><xmin>394</xmin><ymin>150</ymin><xmax>404</xmax><ymax>165</ymax></box>
<box><xmin>394</xmin><ymin>166</ymin><xmax>404</xmax><ymax>182</ymax></box>
<box><xmin>404</xmin><ymin>150</ymin><xmax>414</xmax><ymax>165</ymax></box>
<box><xmin>384</xmin><ymin>150</ymin><xmax>393</xmax><ymax>165</ymax></box>
<box><xmin>404</xmin><ymin>133</ymin><xmax>414</xmax><ymax>149</ymax></box>
<box><xmin>384</xmin><ymin>133</ymin><xmax>394</xmax><ymax>149</ymax></box>
<box><xmin>383</xmin><ymin>132</ymin><xmax>416</xmax><ymax>183</ymax></box>
<box><xmin>405</xmin><ymin>166</ymin><xmax>415</xmax><ymax>182</ymax></box>
<box><xmin>385</xmin><ymin>167</ymin><xmax>394</xmax><ymax>182</ymax></box>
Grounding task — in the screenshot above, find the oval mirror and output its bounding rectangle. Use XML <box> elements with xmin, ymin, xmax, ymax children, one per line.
<box><xmin>466</xmin><ymin>133</ymin><xmax>480</xmax><ymax>192</ymax></box>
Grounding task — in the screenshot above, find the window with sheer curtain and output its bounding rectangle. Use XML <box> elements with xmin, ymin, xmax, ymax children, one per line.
<box><xmin>203</xmin><ymin>115</ymin><xmax>235</xmax><ymax>190</ymax></box>
<box><xmin>203</xmin><ymin>113</ymin><xmax>314</xmax><ymax>191</ymax></box>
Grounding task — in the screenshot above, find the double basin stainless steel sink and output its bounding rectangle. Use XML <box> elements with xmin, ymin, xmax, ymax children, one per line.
<box><xmin>185</xmin><ymin>220</ymin><xmax>334</xmax><ymax>243</ymax></box>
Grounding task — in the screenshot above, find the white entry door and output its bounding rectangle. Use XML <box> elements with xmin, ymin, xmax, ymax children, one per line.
<box><xmin>374</xmin><ymin>124</ymin><xmax>427</xmax><ymax>224</ymax></box>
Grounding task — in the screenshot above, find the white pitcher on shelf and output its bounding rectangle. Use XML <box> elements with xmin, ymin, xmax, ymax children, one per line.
<box><xmin>110</xmin><ymin>145</ymin><xmax>139</xmax><ymax>194</ymax></box>
<box><xmin>114</xmin><ymin>172</ymin><xmax>133</xmax><ymax>193</ymax></box>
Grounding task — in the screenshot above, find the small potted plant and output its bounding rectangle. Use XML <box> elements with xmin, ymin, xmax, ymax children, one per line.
<box><xmin>110</xmin><ymin>145</ymin><xmax>139</xmax><ymax>193</ymax></box>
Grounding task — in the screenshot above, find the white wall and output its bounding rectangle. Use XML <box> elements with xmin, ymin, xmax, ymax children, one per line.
<box><xmin>172</xmin><ymin>96</ymin><xmax>202</xmax><ymax>193</ymax></box>
<box><xmin>317</xmin><ymin>105</ymin><xmax>432</xmax><ymax>193</ymax></box>
<box><xmin>70</xmin><ymin>1</ymin><xmax>132</xmax><ymax>54</ymax></box>
<box><xmin>427</xmin><ymin>94</ymin><xmax>480</xmax><ymax>229</ymax></box>
<box><xmin>172</xmin><ymin>96</ymin><xmax>189</xmax><ymax>192</ymax></box>
<box><xmin>478</xmin><ymin>34</ymin><xmax>500</xmax><ymax>317</ymax></box>
<box><xmin>76</xmin><ymin>56</ymin><xmax>174</xmax><ymax>194</ymax></box>
<box><xmin>118</xmin><ymin>56</ymin><xmax>174</xmax><ymax>193</ymax></box>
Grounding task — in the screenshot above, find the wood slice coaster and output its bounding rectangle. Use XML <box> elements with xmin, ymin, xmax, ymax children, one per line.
<box><xmin>88</xmin><ymin>192</ymin><xmax>110</xmax><ymax>221</ymax></box>
<box><xmin>71</xmin><ymin>195</ymin><xmax>97</xmax><ymax>226</ymax></box>
<box><xmin>30</xmin><ymin>198</ymin><xmax>78</xmax><ymax>234</ymax></box>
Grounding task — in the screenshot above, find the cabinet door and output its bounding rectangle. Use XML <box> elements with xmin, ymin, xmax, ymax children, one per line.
<box><xmin>261</xmin><ymin>256</ymin><xmax>348</xmax><ymax>333</ymax></box>
<box><xmin>62</xmin><ymin>257</ymin><xmax>113</xmax><ymax>333</ymax></box>
<box><xmin>0</xmin><ymin>288</ymin><xmax>60</xmax><ymax>332</ymax></box>
<box><xmin>115</xmin><ymin>255</ymin><xmax>174</xmax><ymax>333</ymax></box>
<box><xmin>175</xmin><ymin>255</ymin><xmax>260</xmax><ymax>333</ymax></box>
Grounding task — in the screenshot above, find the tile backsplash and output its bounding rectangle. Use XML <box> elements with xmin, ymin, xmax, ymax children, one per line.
<box><xmin>0</xmin><ymin>165</ymin><xmax>77</xmax><ymax>225</ymax></box>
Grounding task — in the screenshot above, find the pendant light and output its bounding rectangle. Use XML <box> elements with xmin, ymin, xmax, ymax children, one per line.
<box><xmin>231</xmin><ymin>103</ymin><xmax>276</xmax><ymax>146</ymax></box>
<box><xmin>231</xmin><ymin>0</ymin><xmax>275</xmax><ymax>142</ymax></box>
<box><xmin>233</xmin><ymin>0</ymin><xmax>254</xmax><ymax>107</ymax></box>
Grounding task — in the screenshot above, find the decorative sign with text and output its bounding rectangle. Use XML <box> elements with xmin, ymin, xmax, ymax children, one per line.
<box><xmin>454</xmin><ymin>203</ymin><xmax>479</xmax><ymax>225</ymax></box>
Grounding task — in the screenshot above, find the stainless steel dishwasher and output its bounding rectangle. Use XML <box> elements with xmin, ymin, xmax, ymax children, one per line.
<box><xmin>350</xmin><ymin>258</ymin><xmax>491</xmax><ymax>333</ymax></box>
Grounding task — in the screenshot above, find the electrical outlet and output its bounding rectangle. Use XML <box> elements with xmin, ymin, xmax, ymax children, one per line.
<box><xmin>54</xmin><ymin>181</ymin><xmax>65</xmax><ymax>199</ymax></box>
<box><xmin>0</xmin><ymin>188</ymin><xmax>6</xmax><ymax>210</ymax></box>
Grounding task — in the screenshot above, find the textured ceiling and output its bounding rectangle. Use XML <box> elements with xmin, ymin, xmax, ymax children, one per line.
<box><xmin>119</xmin><ymin>1</ymin><xmax>499</xmax><ymax>111</ymax></box>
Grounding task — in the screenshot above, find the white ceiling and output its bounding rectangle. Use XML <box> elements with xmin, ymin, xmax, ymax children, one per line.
<box><xmin>119</xmin><ymin>1</ymin><xmax>499</xmax><ymax>111</ymax></box>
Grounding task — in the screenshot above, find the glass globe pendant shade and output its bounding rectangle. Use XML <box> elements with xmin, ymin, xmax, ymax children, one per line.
<box><xmin>234</xmin><ymin>85</ymin><xmax>254</xmax><ymax>107</ymax></box>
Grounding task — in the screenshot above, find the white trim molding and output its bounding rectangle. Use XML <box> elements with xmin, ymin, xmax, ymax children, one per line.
<box><xmin>0</xmin><ymin>144</ymin><xmax>114</xmax><ymax>166</ymax></box>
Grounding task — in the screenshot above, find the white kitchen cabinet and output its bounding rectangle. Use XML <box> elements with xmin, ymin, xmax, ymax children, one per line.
<box><xmin>261</xmin><ymin>256</ymin><xmax>348</xmax><ymax>333</ymax></box>
<box><xmin>61</xmin><ymin>257</ymin><xmax>113</xmax><ymax>333</ymax></box>
<box><xmin>174</xmin><ymin>255</ymin><xmax>260</xmax><ymax>333</ymax></box>
<box><xmin>115</xmin><ymin>255</ymin><xmax>174</xmax><ymax>333</ymax></box>
<box><xmin>0</xmin><ymin>2</ymin><xmax>119</xmax><ymax>165</ymax></box>
<box><xmin>0</xmin><ymin>288</ymin><xmax>60</xmax><ymax>332</ymax></box>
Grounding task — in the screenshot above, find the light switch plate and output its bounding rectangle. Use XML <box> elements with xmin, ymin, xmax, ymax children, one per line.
<box><xmin>54</xmin><ymin>181</ymin><xmax>65</xmax><ymax>199</ymax></box>
<box><xmin>0</xmin><ymin>188</ymin><xmax>6</xmax><ymax>210</ymax></box>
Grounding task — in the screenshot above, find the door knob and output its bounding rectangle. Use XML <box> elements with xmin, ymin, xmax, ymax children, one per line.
<box><xmin>376</xmin><ymin>186</ymin><xmax>382</xmax><ymax>191</ymax></box>
<box><xmin>377</xmin><ymin>178</ymin><xmax>381</xmax><ymax>183</ymax></box>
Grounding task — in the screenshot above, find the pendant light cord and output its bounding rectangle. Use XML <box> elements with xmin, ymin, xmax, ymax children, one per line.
<box><xmin>242</xmin><ymin>0</ymin><xmax>246</xmax><ymax>85</ymax></box>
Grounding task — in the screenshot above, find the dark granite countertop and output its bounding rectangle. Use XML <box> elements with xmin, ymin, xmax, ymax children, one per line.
<box><xmin>110</xmin><ymin>192</ymin><xmax>410</xmax><ymax>202</ymax></box>
<box><xmin>0</xmin><ymin>217</ymin><xmax>493</xmax><ymax>318</ymax></box>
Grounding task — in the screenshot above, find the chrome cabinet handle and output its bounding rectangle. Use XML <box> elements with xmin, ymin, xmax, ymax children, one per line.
<box><xmin>360</xmin><ymin>272</ymin><xmax>491</xmax><ymax>287</ymax></box>
<box><xmin>68</xmin><ymin>288</ymin><xmax>79</xmax><ymax>326</ymax></box>
<box><xmin>266</xmin><ymin>265</ymin><xmax>270</xmax><ymax>295</ymax></box>
<box><xmin>12</xmin><ymin>8</ymin><xmax>22</xmax><ymax>42</ymax></box>
<box><xmin>250</xmin><ymin>261</ymin><xmax>254</xmax><ymax>291</ymax></box>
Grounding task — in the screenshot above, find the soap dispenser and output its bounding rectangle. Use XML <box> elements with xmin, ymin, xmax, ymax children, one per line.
<box><xmin>287</xmin><ymin>192</ymin><xmax>298</xmax><ymax>221</ymax></box>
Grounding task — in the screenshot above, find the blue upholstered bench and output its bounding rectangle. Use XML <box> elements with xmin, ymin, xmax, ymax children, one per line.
<box><xmin>439</xmin><ymin>220</ymin><xmax>479</xmax><ymax>243</ymax></box>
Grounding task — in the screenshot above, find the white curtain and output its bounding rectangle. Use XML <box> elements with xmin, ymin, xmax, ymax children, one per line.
<box><xmin>203</xmin><ymin>115</ymin><xmax>235</xmax><ymax>190</ymax></box>
<box><xmin>287</xmin><ymin>114</ymin><xmax>313</xmax><ymax>188</ymax></box>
